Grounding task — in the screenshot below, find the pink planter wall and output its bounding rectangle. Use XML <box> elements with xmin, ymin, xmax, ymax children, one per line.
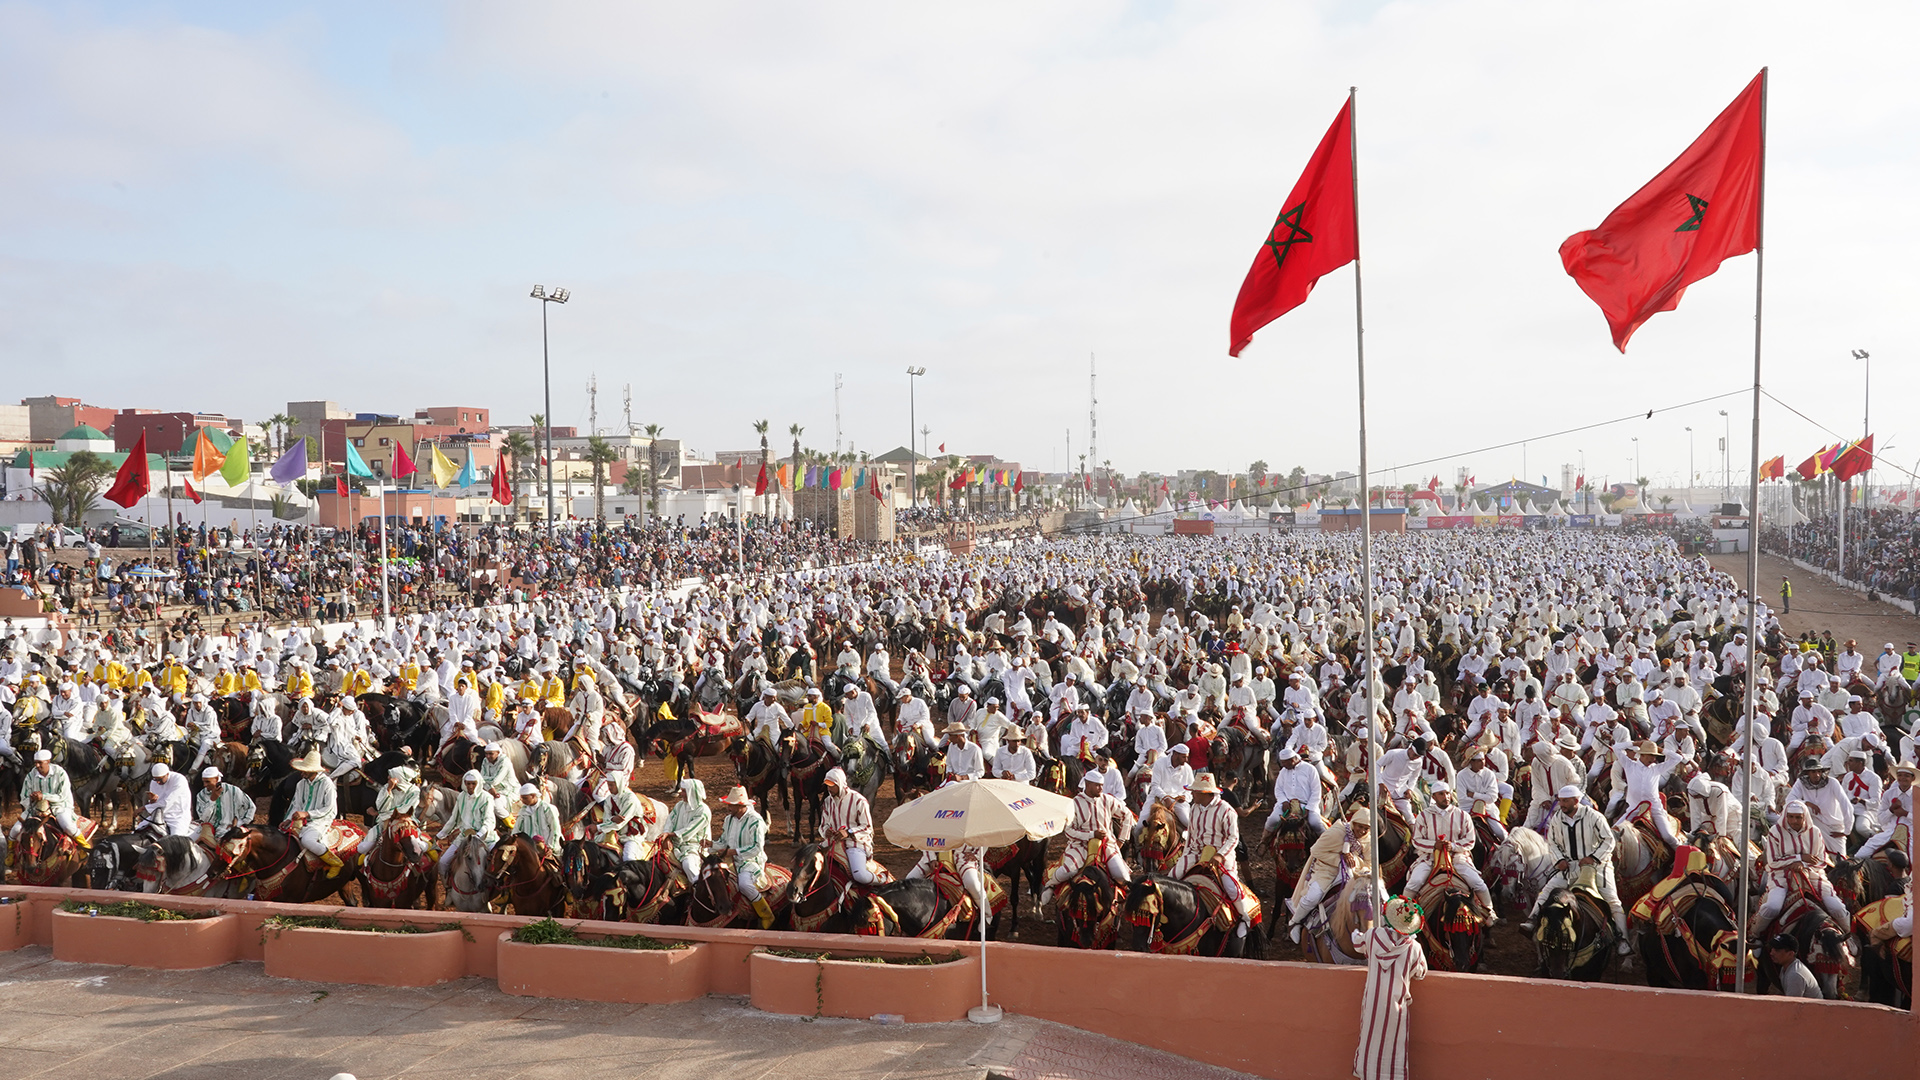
<box><xmin>497</xmin><ymin>932</ymin><xmax>710</xmax><ymax>1003</ymax></box>
<box><xmin>0</xmin><ymin>900</ymin><xmax>31</xmax><ymax>951</ymax></box>
<box><xmin>263</xmin><ymin>925</ymin><xmax>466</xmax><ymax>987</ymax></box>
<box><xmin>749</xmin><ymin>950</ymin><xmax>979</xmax><ymax>1023</ymax></box>
<box><xmin>50</xmin><ymin>909</ymin><xmax>240</xmax><ymax>970</ymax></box>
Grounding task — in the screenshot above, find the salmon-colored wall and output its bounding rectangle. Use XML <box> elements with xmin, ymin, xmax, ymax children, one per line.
<box><xmin>263</xmin><ymin>925</ymin><xmax>465</xmax><ymax>987</ymax></box>
<box><xmin>750</xmin><ymin>950</ymin><xmax>979</xmax><ymax>1022</ymax></box>
<box><xmin>50</xmin><ymin>909</ymin><xmax>240</xmax><ymax>970</ymax></box>
<box><xmin>498</xmin><ymin>934</ymin><xmax>710</xmax><ymax>1004</ymax></box>
<box><xmin>3</xmin><ymin>884</ymin><xmax>1909</xmax><ymax>1080</ymax></box>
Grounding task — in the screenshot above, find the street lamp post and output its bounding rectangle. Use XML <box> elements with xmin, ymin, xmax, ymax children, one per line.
<box><xmin>1686</xmin><ymin>427</ymin><xmax>1694</xmax><ymax>511</ymax></box>
<box><xmin>1631</xmin><ymin>437</ymin><xmax>1640</xmax><ymax>486</ymax></box>
<box><xmin>531</xmin><ymin>285</ymin><xmax>570</xmax><ymax>534</ymax></box>
<box><xmin>906</xmin><ymin>366</ymin><xmax>926</xmax><ymax>510</ymax></box>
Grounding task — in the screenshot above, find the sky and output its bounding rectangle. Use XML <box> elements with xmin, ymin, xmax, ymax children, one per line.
<box><xmin>3</xmin><ymin>1</ymin><xmax>1916</xmax><ymax>494</ymax></box>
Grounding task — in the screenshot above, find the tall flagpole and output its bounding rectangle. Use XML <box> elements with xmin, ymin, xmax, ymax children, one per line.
<box><xmin>1734</xmin><ymin>65</ymin><xmax>1768</xmax><ymax>995</ymax></box>
<box><xmin>378</xmin><ymin>481</ymin><xmax>392</xmax><ymax>632</ymax></box>
<box><xmin>1350</xmin><ymin>85</ymin><xmax>1382</xmax><ymax>910</ymax></box>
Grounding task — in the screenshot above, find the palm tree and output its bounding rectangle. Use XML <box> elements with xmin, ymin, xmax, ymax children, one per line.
<box><xmin>584</xmin><ymin>435</ymin><xmax>620</xmax><ymax>524</ymax></box>
<box><xmin>262</xmin><ymin>412</ymin><xmax>291</xmax><ymax>455</ymax></box>
<box><xmin>38</xmin><ymin>451</ymin><xmax>114</xmax><ymax>527</ymax></box>
<box><xmin>642</xmin><ymin>423</ymin><xmax>667</xmax><ymax>524</ymax></box>
<box><xmin>501</xmin><ymin>431</ymin><xmax>536</xmax><ymax>483</ymax></box>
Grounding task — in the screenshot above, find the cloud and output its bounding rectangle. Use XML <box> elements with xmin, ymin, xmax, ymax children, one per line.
<box><xmin>3</xmin><ymin>0</ymin><xmax>1918</xmax><ymax>487</ymax></box>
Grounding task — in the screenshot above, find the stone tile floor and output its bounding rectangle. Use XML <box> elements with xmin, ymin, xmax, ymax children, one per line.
<box><xmin>0</xmin><ymin>947</ymin><xmax>1262</xmax><ymax>1080</ymax></box>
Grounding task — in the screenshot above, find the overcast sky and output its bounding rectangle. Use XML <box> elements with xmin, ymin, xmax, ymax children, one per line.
<box><xmin>4</xmin><ymin>1</ymin><xmax>1914</xmax><ymax>493</ymax></box>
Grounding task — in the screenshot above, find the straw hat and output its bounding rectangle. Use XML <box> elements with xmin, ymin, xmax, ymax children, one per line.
<box><xmin>1383</xmin><ymin>896</ymin><xmax>1424</xmax><ymax>936</ymax></box>
<box><xmin>291</xmin><ymin>750</ymin><xmax>324</xmax><ymax>774</ymax></box>
<box><xmin>720</xmin><ymin>785</ymin><xmax>753</xmax><ymax>807</ymax></box>
<box><xmin>1189</xmin><ymin>773</ymin><xmax>1220</xmax><ymax>794</ymax></box>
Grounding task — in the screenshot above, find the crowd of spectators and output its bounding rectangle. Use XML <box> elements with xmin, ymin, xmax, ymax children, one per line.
<box><xmin>1763</xmin><ymin>507</ymin><xmax>1920</xmax><ymax>601</ymax></box>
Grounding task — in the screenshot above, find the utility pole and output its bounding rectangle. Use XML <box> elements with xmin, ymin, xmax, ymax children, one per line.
<box><xmin>588</xmin><ymin>373</ymin><xmax>598</xmax><ymax>437</ymax></box>
<box><xmin>834</xmin><ymin>373</ymin><xmax>844</xmax><ymax>456</ymax></box>
<box><xmin>1088</xmin><ymin>354</ymin><xmax>1098</xmax><ymax>503</ymax></box>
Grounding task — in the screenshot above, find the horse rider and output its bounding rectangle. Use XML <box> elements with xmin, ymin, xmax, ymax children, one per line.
<box><xmin>286</xmin><ymin>750</ymin><xmax>343</xmax><ymax>871</ymax></box>
<box><xmin>1523</xmin><ymin>785</ymin><xmax>1630</xmax><ymax>954</ymax></box>
<box><xmin>841</xmin><ymin>683</ymin><xmax>885</xmax><ymax>750</ymax></box>
<box><xmin>566</xmin><ymin>670</ymin><xmax>606</xmax><ymax>755</ymax></box>
<box><xmin>1038</xmin><ymin>772</ymin><xmax>1136</xmax><ymax>908</ymax></box>
<box><xmin>1457</xmin><ymin>741</ymin><xmax>1508</xmax><ymax>842</ymax></box>
<box><xmin>1614</xmin><ymin>738</ymin><xmax>1683</xmax><ymax>847</ymax></box>
<box><xmin>1839</xmin><ymin>749</ymin><xmax>1883</xmax><ymax>839</ymax></box>
<box><xmin>714</xmin><ymin>785</ymin><xmax>776</xmax><ymax>929</ymax></box>
<box><xmin>896</xmin><ymin>686</ymin><xmax>935</xmax><ymax>748</ymax></box>
<box><xmin>144</xmin><ymin>762</ymin><xmax>195</xmax><ymax>838</ymax></box>
<box><xmin>1173</xmin><ymin>772</ymin><xmax>1257</xmax><ymax>942</ymax></box>
<box><xmin>664</xmin><ymin>777</ymin><xmax>712</xmax><ymax>885</ymax></box>
<box><xmin>820</xmin><ymin>766</ymin><xmax>878</xmax><ymax>887</ymax></box>
<box><xmin>991</xmin><ymin>726</ymin><xmax>1037</xmax><ymax>783</ymax></box>
<box><xmin>796</xmin><ymin>687</ymin><xmax>840</xmax><ymax>758</ymax></box>
<box><xmin>1753</xmin><ymin>800</ymin><xmax>1851</xmax><ymax>930</ymax></box>
<box><xmin>1685</xmin><ymin>772</ymin><xmax>1737</xmax><ymax>843</ymax></box>
<box><xmin>592</xmin><ymin>732</ymin><xmax>637</xmax><ymax>796</ymax></box>
<box><xmin>975</xmin><ymin>698</ymin><xmax>1013</xmax><ymax>761</ymax></box>
<box><xmin>591</xmin><ymin>778</ymin><xmax>654</xmax><ymax>861</ymax></box>
<box><xmin>1857</xmin><ymin>760</ymin><xmax>1916</xmax><ymax>860</ymax></box>
<box><xmin>1786</xmin><ymin>758</ymin><xmax>1853</xmax><ymax>859</ymax></box>
<box><xmin>1148</xmin><ymin>742</ymin><xmax>1196</xmax><ymax>829</ymax></box>
<box><xmin>510</xmin><ymin>699</ymin><xmax>544</xmax><ymax>748</ymax></box>
<box><xmin>181</xmin><ymin>693</ymin><xmax>220</xmax><ymax>774</ymax></box>
<box><xmin>442</xmin><ymin>674</ymin><xmax>481</xmax><ymax>745</ymax></box>
<box><xmin>475</xmin><ymin>742</ymin><xmax>519</xmax><ymax>826</ymax></box>
<box><xmin>747</xmin><ymin>686</ymin><xmax>791</xmax><ymax>747</ymax></box>
<box><xmin>1527</xmin><ymin>735</ymin><xmax>1584</xmax><ymax>830</ymax></box>
<box><xmin>1401</xmin><ymin>781</ymin><xmax>1496</xmax><ymax>923</ymax></box>
<box><xmin>248</xmin><ymin>690</ymin><xmax>282</xmax><ymax>746</ymax></box>
<box><xmin>904</xmin><ymin>828</ymin><xmax>990</xmax><ymax>918</ymax></box>
<box><xmin>1263</xmin><ymin>744</ymin><xmax>1324</xmax><ymax>842</ymax></box>
<box><xmin>322</xmin><ymin>698</ymin><xmax>371</xmax><ymax>783</ymax></box>
<box><xmin>1285</xmin><ymin>807</ymin><xmax>1372</xmax><ymax>943</ymax></box>
<box><xmin>195</xmin><ymin>766</ymin><xmax>256</xmax><ymax>849</ymax></box>
<box><xmin>865</xmin><ymin>643</ymin><xmax>897</xmax><ymax>696</ymax></box>
<box><xmin>939</xmin><ymin>722</ymin><xmax>985</xmax><ymax>780</ymax></box>
<box><xmin>437</xmin><ymin>770</ymin><xmax>498</xmax><ymax>881</ymax></box>
<box><xmin>513</xmin><ymin>783</ymin><xmax>565</xmax><ymax>869</ymax></box>
<box><xmin>356</xmin><ymin>765</ymin><xmax>423</xmax><ymax>857</ymax></box>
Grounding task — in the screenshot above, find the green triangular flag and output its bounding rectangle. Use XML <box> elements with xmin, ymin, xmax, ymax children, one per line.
<box><xmin>220</xmin><ymin>437</ymin><xmax>250</xmax><ymax>486</ymax></box>
<box><xmin>345</xmin><ymin>442</ymin><xmax>374</xmax><ymax>479</ymax></box>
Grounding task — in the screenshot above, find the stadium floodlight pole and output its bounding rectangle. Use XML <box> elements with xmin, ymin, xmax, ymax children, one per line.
<box><xmin>531</xmin><ymin>285</ymin><xmax>570</xmax><ymax>535</ymax></box>
<box><xmin>1349</xmin><ymin>86</ymin><xmax>1382</xmax><ymax>908</ymax></box>
<box><xmin>907</xmin><ymin>367</ymin><xmax>926</xmax><ymax>510</ymax></box>
<box><xmin>1734</xmin><ymin>66</ymin><xmax>1769</xmax><ymax>997</ymax></box>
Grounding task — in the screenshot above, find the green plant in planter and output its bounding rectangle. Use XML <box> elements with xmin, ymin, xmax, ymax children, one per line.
<box><xmin>58</xmin><ymin>900</ymin><xmax>215</xmax><ymax>922</ymax></box>
<box><xmin>510</xmin><ymin>917</ymin><xmax>684</xmax><ymax>951</ymax></box>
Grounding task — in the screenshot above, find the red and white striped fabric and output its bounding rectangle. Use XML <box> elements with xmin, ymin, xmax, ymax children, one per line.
<box><xmin>1355</xmin><ymin>925</ymin><xmax>1428</xmax><ymax>1080</ymax></box>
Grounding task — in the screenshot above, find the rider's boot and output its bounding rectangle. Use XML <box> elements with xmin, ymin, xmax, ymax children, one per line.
<box><xmin>751</xmin><ymin>897</ymin><xmax>776</xmax><ymax>930</ymax></box>
<box><xmin>320</xmin><ymin>848</ymin><xmax>345</xmax><ymax>872</ymax></box>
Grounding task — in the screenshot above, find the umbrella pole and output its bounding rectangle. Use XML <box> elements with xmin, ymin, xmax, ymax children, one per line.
<box><xmin>967</xmin><ymin>902</ymin><xmax>999</xmax><ymax>1023</ymax></box>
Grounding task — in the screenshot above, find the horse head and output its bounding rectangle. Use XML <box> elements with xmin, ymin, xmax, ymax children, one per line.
<box><xmin>1122</xmin><ymin>876</ymin><xmax>1163</xmax><ymax>951</ymax></box>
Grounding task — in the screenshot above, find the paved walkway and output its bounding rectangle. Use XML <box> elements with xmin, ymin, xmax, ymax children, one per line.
<box><xmin>0</xmin><ymin>946</ymin><xmax>1263</xmax><ymax>1080</ymax></box>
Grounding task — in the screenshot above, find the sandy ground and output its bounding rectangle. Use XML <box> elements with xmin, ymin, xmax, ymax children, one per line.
<box><xmin>1710</xmin><ymin>551</ymin><xmax>1920</xmax><ymax>647</ymax></box>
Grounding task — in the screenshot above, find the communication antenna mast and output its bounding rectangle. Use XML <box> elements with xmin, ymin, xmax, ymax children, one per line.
<box><xmin>834</xmin><ymin>373</ymin><xmax>844</xmax><ymax>455</ymax></box>
<box><xmin>622</xmin><ymin>384</ymin><xmax>632</xmax><ymax>437</ymax></box>
<box><xmin>588</xmin><ymin>373</ymin><xmax>598</xmax><ymax>436</ymax></box>
<box><xmin>1088</xmin><ymin>354</ymin><xmax>1098</xmax><ymax>492</ymax></box>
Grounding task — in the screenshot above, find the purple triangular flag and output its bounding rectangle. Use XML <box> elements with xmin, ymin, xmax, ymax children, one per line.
<box><xmin>269</xmin><ymin>439</ymin><xmax>308</xmax><ymax>485</ymax></box>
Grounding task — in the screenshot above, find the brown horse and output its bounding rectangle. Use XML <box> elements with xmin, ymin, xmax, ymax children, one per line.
<box><xmin>358</xmin><ymin>819</ymin><xmax>433</xmax><ymax>910</ymax></box>
<box><xmin>1136</xmin><ymin>802</ymin><xmax>1184</xmax><ymax>876</ymax></box>
<box><xmin>487</xmin><ymin>834</ymin><xmax>565</xmax><ymax>916</ymax></box>
<box><xmin>9</xmin><ymin>815</ymin><xmax>93</xmax><ymax>887</ymax></box>
<box><xmin>221</xmin><ymin>824</ymin><xmax>364</xmax><ymax>904</ymax></box>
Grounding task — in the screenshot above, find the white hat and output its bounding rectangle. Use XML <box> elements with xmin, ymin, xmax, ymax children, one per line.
<box><xmin>1687</xmin><ymin>773</ymin><xmax>1712</xmax><ymax>797</ymax></box>
<box><xmin>1429</xmin><ymin>780</ymin><xmax>1451</xmax><ymax>794</ymax></box>
<box><xmin>34</xmin><ymin>750</ymin><xmax>51</xmax><ymax>762</ymax></box>
<box><xmin>463</xmin><ymin>770</ymin><xmax>482</xmax><ymax>784</ymax></box>
<box><xmin>201</xmin><ymin>767</ymin><xmax>222</xmax><ymax>779</ymax></box>
<box><xmin>151</xmin><ymin>763</ymin><xmax>170</xmax><ymax>780</ymax></box>
<box><xmin>519</xmin><ymin>783</ymin><xmax>539</xmax><ymax>796</ymax></box>
<box><xmin>1783</xmin><ymin>799</ymin><xmax>1808</xmax><ymax>816</ymax></box>
<box><xmin>1556</xmin><ymin>784</ymin><xmax>1583</xmax><ymax>800</ymax></box>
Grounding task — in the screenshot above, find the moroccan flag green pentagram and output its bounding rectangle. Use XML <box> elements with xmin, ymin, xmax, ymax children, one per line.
<box><xmin>1559</xmin><ymin>71</ymin><xmax>1764</xmax><ymax>352</ymax></box>
<box><xmin>1228</xmin><ymin>99</ymin><xmax>1358</xmax><ymax>358</ymax></box>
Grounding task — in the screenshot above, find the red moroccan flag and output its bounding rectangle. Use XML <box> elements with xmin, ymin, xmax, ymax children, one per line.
<box><xmin>1760</xmin><ymin>455</ymin><xmax>1785</xmax><ymax>480</ymax></box>
<box><xmin>1560</xmin><ymin>71</ymin><xmax>1765</xmax><ymax>352</ymax></box>
<box><xmin>103</xmin><ymin>432</ymin><xmax>151</xmax><ymax>508</ymax></box>
<box><xmin>183</xmin><ymin>476</ymin><xmax>203</xmax><ymax>505</ymax></box>
<box><xmin>392</xmin><ymin>443</ymin><xmax>418</xmax><ymax>479</ymax></box>
<box><xmin>754</xmin><ymin>462</ymin><xmax>768</xmax><ymax>496</ymax></box>
<box><xmin>1795</xmin><ymin>448</ymin><xmax>1825</xmax><ymax>481</ymax></box>
<box><xmin>492</xmin><ymin>455</ymin><xmax>513</xmax><ymax>505</ymax></box>
<box><xmin>1228</xmin><ymin>98</ymin><xmax>1358</xmax><ymax>358</ymax></box>
<box><xmin>1014</xmin><ymin>472</ymin><xmax>1024</xmax><ymax>494</ymax></box>
<box><xmin>336</xmin><ymin>474</ymin><xmax>349</xmax><ymax>497</ymax></box>
<box><xmin>1831</xmin><ymin>435</ymin><xmax>1874</xmax><ymax>482</ymax></box>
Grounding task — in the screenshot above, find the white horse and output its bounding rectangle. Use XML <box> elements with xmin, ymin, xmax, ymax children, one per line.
<box><xmin>1487</xmin><ymin>827</ymin><xmax>1554</xmax><ymax>914</ymax></box>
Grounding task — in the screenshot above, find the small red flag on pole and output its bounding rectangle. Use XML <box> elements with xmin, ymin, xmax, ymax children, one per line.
<box><xmin>183</xmin><ymin>476</ymin><xmax>203</xmax><ymax>505</ymax></box>
<box><xmin>492</xmin><ymin>455</ymin><xmax>513</xmax><ymax>505</ymax></box>
<box><xmin>103</xmin><ymin>432</ymin><xmax>152</xmax><ymax>508</ymax></box>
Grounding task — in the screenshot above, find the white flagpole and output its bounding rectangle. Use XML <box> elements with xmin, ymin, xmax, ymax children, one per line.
<box><xmin>378</xmin><ymin>481</ymin><xmax>392</xmax><ymax>633</ymax></box>
<box><xmin>1350</xmin><ymin>86</ymin><xmax>1382</xmax><ymax>912</ymax></box>
<box><xmin>1734</xmin><ymin>66</ymin><xmax>1768</xmax><ymax>995</ymax></box>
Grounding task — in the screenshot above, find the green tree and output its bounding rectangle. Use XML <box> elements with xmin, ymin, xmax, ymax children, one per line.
<box><xmin>38</xmin><ymin>451</ymin><xmax>114</xmax><ymax>527</ymax></box>
<box><xmin>584</xmin><ymin>435</ymin><xmax>620</xmax><ymax>523</ymax></box>
<box><xmin>264</xmin><ymin>412</ymin><xmax>293</xmax><ymax>455</ymax></box>
<box><xmin>643</xmin><ymin>423</ymin><xmax>668</xmax><ymax>523</ymax></box>
<box><xmin>502</xmin><ymin>432</ymin><xmax>537</xmax><ymax>482</ymax></box>
<box><xmin>752</xmin><ymin>419</ymin><xmax>770</xmax><ymax>516</ymax></box>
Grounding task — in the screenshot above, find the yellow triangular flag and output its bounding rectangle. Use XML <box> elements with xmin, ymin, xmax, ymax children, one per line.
<box><xmin>219</xmin><ymin>436</ymin><xmax>250</xmax><ymax>487</ymax></box>
<box><xmin>429</xmin><ymin>444</ymin><xmax>459</xmax><ymax>488</ymax></box>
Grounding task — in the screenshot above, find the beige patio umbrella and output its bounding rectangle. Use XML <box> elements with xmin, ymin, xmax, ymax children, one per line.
<box><xmin>882</xmin><ymin>778</ymin><xmax>1075</xmax><ymax>1023</ymax></box>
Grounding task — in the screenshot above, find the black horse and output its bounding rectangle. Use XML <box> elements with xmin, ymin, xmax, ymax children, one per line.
<box><xmin>1532</xmin><ymin>886</ymin><xmax>1616</xmax><ymax>981</ymax></box>
<box><xmin>1636</xmin><ymin>875</ymin><xmax>1742</xmax><ymax>990</ymax></box>
<box><xmin>841</xmin><ymin>877</ymin><xmax>973</xmax><ymax>939</ymax></box>
<box><xmin>359</xmin><ymin>694</ymin><xmax>439</xmax><ymax>761</ymax></box>
<box><xmin>1123</xmin><ymin>875</ymin><xmax>1259</xmax><ymax>959</ymax></box>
